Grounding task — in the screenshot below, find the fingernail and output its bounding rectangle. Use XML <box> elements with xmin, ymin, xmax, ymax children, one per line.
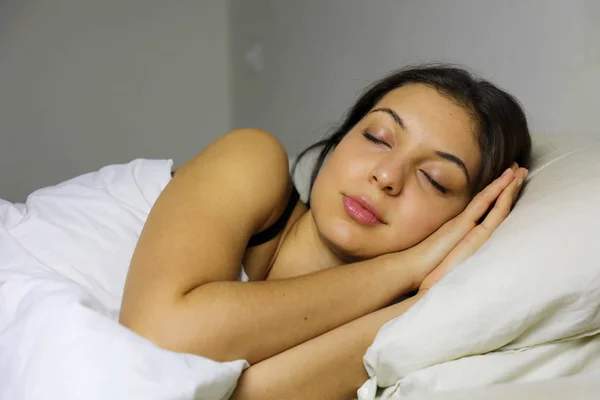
<box><xmin>502</xmin><ymin>168</ymin><xmax>513</xmax><ymax>177</ymax></box>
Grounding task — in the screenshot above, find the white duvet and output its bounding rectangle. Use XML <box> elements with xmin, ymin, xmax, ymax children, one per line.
<box><xmin>0</xmin><ymin>159</ymin><xmax>246</xmax><ymax>400</ymax></box>
<box><xmin>4</xmin><ymin>137</ymin><xmax>600</xmax><ymax>400</ymax></box>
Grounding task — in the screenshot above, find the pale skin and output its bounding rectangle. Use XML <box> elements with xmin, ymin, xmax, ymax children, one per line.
<box><xmin>119</xmin><ymin>84</ymin><xmax>528</xmax><ymax>399</ymax></box>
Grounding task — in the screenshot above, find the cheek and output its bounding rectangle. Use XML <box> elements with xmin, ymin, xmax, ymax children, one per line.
<box><xmin>388</xmin><ymin>196</ymin><xmax>465</xmax><ymax>250</ymax></box>
<box><xmin>326</xmin><ymin>145</ymin><xmax>375</xmax><ymax>187</ymax></box>
<box><xmin>392</xmin><ymin>205</ymin><xmax>437</xmax><ymax>249</ymax></box>
<box><xmin>324</xmin><ymin>143</ymin><xmax>358</xmax><ymax>171</ymax></box>
<box><xmin>311</xmin><ymin>145</ymin><xmax>365</xmax><ymax>195</ymax></box>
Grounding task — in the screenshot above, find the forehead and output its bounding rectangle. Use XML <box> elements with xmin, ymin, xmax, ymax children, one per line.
<box><xmin>372</xmin><ymin>83</ymin><xmax>481</xmax><ymax>173</ymax></box>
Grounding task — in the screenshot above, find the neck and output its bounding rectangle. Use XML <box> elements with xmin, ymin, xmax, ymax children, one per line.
<box><xmin>266</xmin><ymin>208</ymin><xmax>344</xmax><ymax>280</ymax></box>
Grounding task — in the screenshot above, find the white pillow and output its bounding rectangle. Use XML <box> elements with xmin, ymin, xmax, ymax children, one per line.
<box><xmin>358</xmin><ymin>134</ymin><xmax>600</xmax><ymax>399</ymax></box>
<box><xmin>290</xmin><ymin>148</ymin><xmax>320</xmax><ymax>204</ymax></box>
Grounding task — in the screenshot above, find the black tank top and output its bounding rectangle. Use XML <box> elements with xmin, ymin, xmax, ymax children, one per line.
<box><xmin>247</xmin><ymin>185</ymin><xmax>300</xmax><ymax>248</ymax></box>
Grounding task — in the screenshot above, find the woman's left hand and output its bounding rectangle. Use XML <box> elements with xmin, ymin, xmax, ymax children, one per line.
<box><xmin>419</xmin><ymin>164</ymin><xmax>528</xmax><ymax>292</ymax></box>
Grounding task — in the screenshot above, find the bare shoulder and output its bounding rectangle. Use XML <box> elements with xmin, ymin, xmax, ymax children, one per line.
<box><xmin>190</xmin><ymin>128</ymin><xmax>289</xmax><ymax>181</ymax></box>
<box><xmin>177</xmin><ymin>128</ymin><xmax>292</xmax><ymax>224</ymax></box>
<box><xmin>120</xmin><ymin>128</ymin><xmax>293</xmax><ymax>319</ymax></box>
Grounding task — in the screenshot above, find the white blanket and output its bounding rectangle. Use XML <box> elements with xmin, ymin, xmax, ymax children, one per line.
<box><xmin>0</xmin><ymin>159</ymin><xmax>247</xmax><ymax>400</ymax></box>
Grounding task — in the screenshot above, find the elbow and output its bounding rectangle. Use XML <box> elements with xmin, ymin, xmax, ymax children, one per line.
<box><xmin>230</xmin><ymin>366</ymin><xmax>309</xmax><ymax>400</ymax></box>
<box><xmin>119</xmin><ymin>310</ymin><xmax>178</xmax><ymax>352</ymax></box>
<box><xmin>120</xmin><ymin>303</ymin><xmax>252</xmax><ymax>363</ymax></box>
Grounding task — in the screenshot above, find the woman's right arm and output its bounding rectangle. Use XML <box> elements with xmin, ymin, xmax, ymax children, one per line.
<box><xmin>119</xmin><ymin>129</ymin><xmax>422</xmax><ymax>364</ymax></box>
<box><xmin>232</xmin><ymin>165</ymin><xmax>527</xmax><ymax>400</ymax></box>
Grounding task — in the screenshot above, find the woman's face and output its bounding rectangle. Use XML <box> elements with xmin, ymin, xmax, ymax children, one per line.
<box><xmin>311</xmin><ymin>83</ymin><xmax>481</xmax><ymax>261</ymax></box>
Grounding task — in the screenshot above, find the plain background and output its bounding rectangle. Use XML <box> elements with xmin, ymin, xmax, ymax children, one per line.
<box><xmin>1</xmin><ymin>0</ymin><xmax>599</xmax><ymax>201</ymax></box>
<box><xmin>0</xmin><ymin>0</ymin><xmax>231</xmax><ymax>201</ymax></box>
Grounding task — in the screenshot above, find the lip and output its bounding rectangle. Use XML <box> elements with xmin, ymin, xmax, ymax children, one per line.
<box><xmin>343</xmin><ymin>195</ymin><xmax>384</xmax><ymax>225</ymax></box>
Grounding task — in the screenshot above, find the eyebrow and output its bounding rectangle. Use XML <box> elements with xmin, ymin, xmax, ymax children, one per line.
<box><xmin>371</xmin><ymin>107</ymin><xmax>406</xmax><ymax>130</ymax></box>
<box><xmin>370</xmin><ymin>107</ymin><xmax>471</xmax><ymax>184</ymax></box>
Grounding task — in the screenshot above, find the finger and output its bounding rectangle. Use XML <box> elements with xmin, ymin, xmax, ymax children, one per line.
<box><xmin>427</xmin><ymin>219</ymin><xmax>493</xmax><ymax>287</ymax></box>
<box><xmin>422</xmin><ymin>168</ymin><xmax>513</xmax><ymax>248</ymax></box>
<box><xmin>511</xmin><ymin>168</ymin><xmax>528</xmax><ymax>206</ymax></box>
<box><xmin>480</xmin><ymin>173</ymin><xmax>524</xmax><ymax>232</ymax></box>
<box><xmin>432</xmin><ymin>168</ymin><xmax>521</xmax><ymax>251</ymax></box>
<box><xmin>440</xmin><ymin>168</ymin><xmax>528</xmax><ymax>266</ymax></box>
<box><xmin>445</xmin><ymin>174</ymin><xmax>525</xmax><ymax>269</ymax></box>
<box><xmin>519</xmin><ymin>167</ymin><xmax>529</xmax><ymax>179</ymax></box>
<box><xmin>461</xmin><ymin>167</ymin><xmax>514</xmax><ymax>222</ymax></box>
<box><xmin>415</xmin><ymin>166</ymin><xmax>524</xmax><ymax>271</ymax></box>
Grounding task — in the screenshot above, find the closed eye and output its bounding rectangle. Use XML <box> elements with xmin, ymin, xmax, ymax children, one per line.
<box><xmin>363</xmin><ymin>132</ymin><xmax>390</xmax><ymax>147</ymax></box>
<box><xmin>421</xmin><ymin>170</ymin><xmax>448</xmax><ymax>194</ymax></box>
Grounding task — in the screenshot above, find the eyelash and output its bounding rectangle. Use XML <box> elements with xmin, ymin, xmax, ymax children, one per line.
<box><xmin>363</xmin><ymin>132</ymin><xmax>447</xmax><ymax>194</ymax></box>
<box><xmin>363</xmin><ymin>132</ymin><xmax>389</xmax><ymax>147</ymax></box>
<box><xmin>421</xmin><ymin>171</ymin><xmax>448</xmax><ymax>194</ymax></box>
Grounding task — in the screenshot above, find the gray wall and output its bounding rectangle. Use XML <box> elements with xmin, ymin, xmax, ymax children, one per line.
<box><xmin>3</xmin><ymin>1</ymin><xmax>600</xmax><ymax>201</ymax></box>
<box><xmin>231</xmin><ymin>0</ymin><xmax>600</xmax><ymax>159</ymax></box>
<box><xmin>0</xmin><ymin>0</ymin><xmax>231</xmax><ymax>201</ymax></box>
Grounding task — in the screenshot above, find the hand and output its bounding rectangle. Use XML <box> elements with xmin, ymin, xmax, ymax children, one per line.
<box><xmin>412</xmin><ymin>163</ymin><xmax>528</xmax><ymax>292</ymax></box>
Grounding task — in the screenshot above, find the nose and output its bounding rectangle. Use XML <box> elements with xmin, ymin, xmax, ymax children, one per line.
<box><xmin>369</xmin><ymin>160</ymin><xmax>405</xmax><ymax>196</ymax></box>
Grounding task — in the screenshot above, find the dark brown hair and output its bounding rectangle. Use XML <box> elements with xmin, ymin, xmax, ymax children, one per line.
<box><xmin>293</xmin><ymin>64</ymin><xmax>532</xmax><ymax>206</ymax></box>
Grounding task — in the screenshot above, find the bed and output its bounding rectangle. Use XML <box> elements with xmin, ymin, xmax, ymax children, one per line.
<box><xmin>1</xmin><ymin>133</ymin><xmax>600</xmax><ymax>399</ymax></box>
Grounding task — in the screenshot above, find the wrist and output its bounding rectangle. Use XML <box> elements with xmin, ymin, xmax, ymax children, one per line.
<box><xmin>377</xmin><ymin>250</ymin><xmax>424</xmax><ymax>294</ymax></box>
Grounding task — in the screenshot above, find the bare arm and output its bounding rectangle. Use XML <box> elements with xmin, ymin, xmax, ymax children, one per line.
<box><xmin>119</xmin><ymin>129</ymin><xmax>422</xmax><ymax>364</ymax></box>
<box><xmin>231</xmin><ymin>164</ymin><xmax>529</xmax><ymax>399</ymax></box>
<box><xmin>231</xmin><ymin>291</ymin><xmax>427</xmax><ymax>400</ymax></box>
<box><xmin>161</xmin><ymin>252</ymin><xmax>414</xmax><ymax>364</ymax></box>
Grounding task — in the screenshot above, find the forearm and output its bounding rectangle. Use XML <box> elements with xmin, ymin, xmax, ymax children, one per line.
<box><xmin>145</xmin><ymin>252</ymin><xmax>418</xmax><ymax>364</ymax></box>
<box><xmin>231</xmin><ymin>291</ymin><xmax>426</xmax><ymax>400</ymax></box>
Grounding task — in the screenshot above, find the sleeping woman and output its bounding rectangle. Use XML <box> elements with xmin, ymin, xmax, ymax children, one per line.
<box><xmin>119</xmin><ymin>64</ymin><xmax>531</xmax><ymax>399</ymax></box>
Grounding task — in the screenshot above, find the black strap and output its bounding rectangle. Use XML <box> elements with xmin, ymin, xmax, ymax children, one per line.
<box><xmin>247</xmin><ymin>185</ymin><xmax>300</xmax><ymax>248</ymax></box>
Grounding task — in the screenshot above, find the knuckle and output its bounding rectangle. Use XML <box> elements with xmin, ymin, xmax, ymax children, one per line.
<box><xmin>473</xmin><ymin>225</ymin><xmax>488</xmax><ymax>237</ymax></box>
